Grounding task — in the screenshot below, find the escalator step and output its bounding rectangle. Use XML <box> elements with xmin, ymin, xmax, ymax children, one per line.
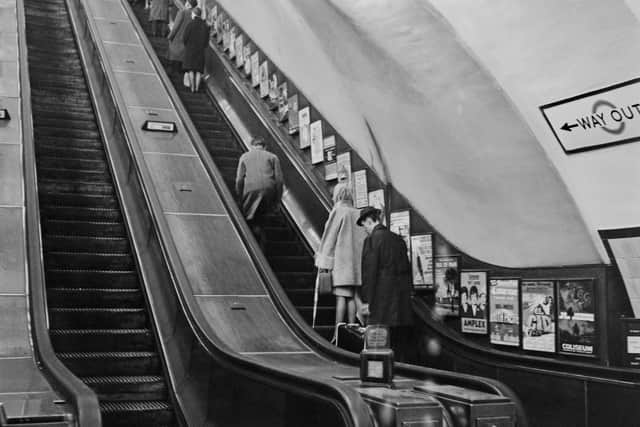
<box><xmin>37</xmin><ymin>144</ymin><xmax>106</xmax><ymax>160</ymax></box>
<box><xmin>37</xmin><ymin>155</ymin><xmax>107</xmax><ymax>171</ymax></box>
<box><xmin>39</xmin><ymin>180</ymin><xmax>115</xmax><ymax>196</ymax></box>
<box><xmin>41</xmin><ymin>206</ymin><xmax>123</xmax><ymax>222</ymax></box>
<box><xmin>44</xmin><ymin>235</ymin><xmax>129</xmax><ymax>252</ymax></box>
<box><xmin>50</xmin><ymin>328</ymin><xmax>154</xmax><ymax>352</ymax></box>
<box><xmin>34</xmin><ymin>126</ymin><xmax>100</xmax><ymax>139</ymax></box>
<box><xmin>82</xmin><ymin>376</ymin><xmax>167</xmax><ymax>401</ymax></box>
<box><xmin>57</xmin><ymin>351</ymin><xmax>161</xmax><ymax>376</ymax></box>
<box><xmin>275</xmin><ymin>272</ymin><xmax>316</xmax><ymax>290</ymax></box>
<box><xmin>43</xmin><ymin>219</ymin><xmax>125</xmax><ymax>236</ymax></box>
<box><xmin>100</xmin><ymin>400</ymin><xmax>174</xmax><ymax>427</ymax></box>
<box><xmin>268</xmin><ymin>255</ymin><xmax>315</xmax><ymax>272</ymax></box>
<box><xmin>46</xmin><ymin>269</ymin><xmax>138</xmax><ymax>288</ymax></box>
<box><xmin>45</xmin><ymin>251</ymin><xmax>135</xmax><ymax>270</ymax></box>
<box><xmin>298</xmin><ymin>306</ymin><xmax>335</xmax><ymax>325</ymax></box>
<box><xmin>39</xmin><ymin>192</ymin><xmax>119</xmax><ymax>209</ymax></box>
<box><xmin>49</xmin><ymin>307</ymin><xmax>147</xmax><ymax>329</ymax></box>
<box><xmin>38</xmin><ymin>167</ymin><xmax>112</xmax><ymax>183</ymax></box>
<box><xmin>47</xmin><ymin>288</ymin><xmax>143</xmax><ymax>308</ymax></box>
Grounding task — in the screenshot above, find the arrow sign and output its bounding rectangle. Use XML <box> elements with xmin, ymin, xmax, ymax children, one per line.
<box><xmin>560</xmin><ymin>122</ymin><xmax>578</xmax><ymax>132</ymax></box>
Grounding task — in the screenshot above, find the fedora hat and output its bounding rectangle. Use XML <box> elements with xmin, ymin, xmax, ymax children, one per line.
<box><xmin>357</xmin><ymin>206</ymin><xmax>381</xmax><ymax>226</ymax></box>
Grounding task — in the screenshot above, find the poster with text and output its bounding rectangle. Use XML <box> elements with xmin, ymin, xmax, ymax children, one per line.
<box><xmin>353</xmin><ymin>170</ymin><xmax>368</xmax><ymax>208</ymax></box>
<box><xmin>410</xmin><ymin>234</ymin><xmax>433</xmax><ymax>289</ymax></box>
<box><xmin>368</xmin><ymin>189</ymin><xmax>386</xmax><ymax>225</ymax></box>
<box><xmin>298</xmin><ymin>107</ymin><xmax>310</xmax><ymax>148</ymax></box>
<box><xmin>259</xmin><ymin>61</ymin><xmax>269</xmax><ymax>98</ymax></box>
<box><xmin>222</xmin><ymin>19</ymin><xmax>231</xmax><ymax>51</ymax></box>
<box><xmin>268</xmin><ymin>74</ymin><xmax>279</xmax><ymax>107</ymax></box>
<box><xmin>228</xmin><ymin>27</ymin><xmax>237</xmax><ymax>58</ymax></box>
<box><xmin>324</xmin><ymin>136</ymin><xmax>337</xmax><ymax>180</ymax></box>
<box><xmin>460</xmin><ymin>272</ymin><xmax>488</xmax><ymax>334</ymax></box>
<box><xmin>277</xmin><ymin>83</ymin><xmax>288</xmax><ymax>122</ymax></box>
<box><xmin>209</xmin><ymin>5</ymin><xmax>218</xmax><ymax>33</ymax></box>
<box><xmin>310</xmin><ymin>120</ymin><xmax>324</xmax><ymax>164</ymax></box>
<box><xmin>558</xmin><ymin>279</ymin><xmax>596</xmax><ymax>356</ymax></box>
<box><xmin>389</xmin><ymin>211</ymin><xmax>410</xmax><ymax>259</ymax></box>
<box><xmin>234</xmin><ymin>34</ymin><xmax>244</xmax><ymax>67</ymax></box>
<box><xmin>336</xmin><ymin>152</ymin><xmax>352</xmax><ymax>184</ymax></box>
<box><xmin>287</xmin><ymin>95</ymin><xmax>299</xmax><ymax>134</ymax></box>
<box><xmin>489</xmin><ymin>279</ymin><xmax>520</xmax><ymax>347</ymax></box>
<box><xmin>250</xmin><ymin>52</ymin><xmax>260</xmax><ymax>87</ymax></box>
<box><xmin>434</xmin><ymin>256</ymin><xmax>459</xmax><ymax>317</ymax></box>
<box><xmin>216</xmin><ymin>13</ymin><xmax>224</xmax><ymax>44</ymax></box>
<box><xmin>243</xmin><ymin>44</ymin><xmax>252</xmax><ymax>76</ymax></box>
<box><xmin>521</xmin><ymin>281</ymin><xmax>556</xmax><ymax>353</ymax></box>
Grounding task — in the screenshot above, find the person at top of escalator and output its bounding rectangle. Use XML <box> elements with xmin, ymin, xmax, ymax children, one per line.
<box><xmin>357</xmin><ymin>206</ymin><xmax>413</xmax><ymax>361</ymax></box>
<box><xmin>167</xmin><ymin>0</ymin><xmax>197</xmax><ymax>78</ymax></box>
<box><xmin>235</xmin><ymin>137</ymin><xmax>284</xmax><ymax>251</ymax></box>
<box><xmin>182</xmin><ymin>6</ymin><xmax>209</xmax><ymax>92</ymax></box>
<box><xmin>148</xmin><ymin>0</ymin><xmax>170</xmax><ymax>37</ymax></box>
<box><xmin>315</xmin><ymin>183</ymin><xmax>367</xmax><ymax>342</ymax></box>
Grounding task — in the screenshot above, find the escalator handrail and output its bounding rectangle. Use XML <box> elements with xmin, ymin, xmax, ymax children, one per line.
<box><xmin>163</xmin><ymin>2</ymin><xmax>529</xmax><ymax>425</ymax></box>
<box><xmin>75</xmin><ymin>1</ymin><xmax>376</xmax><ymax>426</ymax></box>
<box><xmin>16</xmin><ymin>0</ymin><xmax>103</xmax><ymax>425</ymax></box>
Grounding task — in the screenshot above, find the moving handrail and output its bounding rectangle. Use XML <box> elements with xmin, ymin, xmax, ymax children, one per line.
<box><xmin>17</xmin><ymin>0</ymin><xmax>102</xmax><ymax>425</ymax></box>
<box><xmin>73</xmin><ymin>0</ymin><xmax>375</xmax><ymax>425</ymax></box>
<box><xmin>143</xmin><ymin>1</ymin><xmax>527</xmax><ymax>425</ymax></box>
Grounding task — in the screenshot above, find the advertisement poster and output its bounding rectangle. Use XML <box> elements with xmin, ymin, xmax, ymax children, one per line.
<box><xmin>323</xmin><ymin>136</ymin><xmax>337</xmax><ymax>180</ymax></box>
<box><xmin>521</xmin><ymin>281</ymin><xmax>556</xmax><ymax>353</ymax></box>
<box><xmin>434</xmin><ymin>256</ymin><xmax>459</xmax><ymax>317</ymax></box>
<box><xmin>389</xmin><ymin>211</ymin><xmax>410</xmax><ymax>259</ymax></box>
<box><xmin>353</xmin><ymin>170</ymin><xmax>368</xmax><ymax>208</ymax></box>
<box><xmin>310</xmin><ymin>120</ymin><xmax>324</xmax><ymax>164</ymax></box>
<box><xmin>222</xmin><ymin>19</ymin><xmax>231</xmax><ymax>51</ymax></box>
<box><xmin>259</xmin><ymin>61</ymin><xmax>269</xmax><ymax>98</ymax></box>
<box><xmin>228</xmin><ymin>27</ymin><xmax>237</xmax><ymax>58</ymax></box>
<box><xmin>243</xmin><ymin>44</ymin><xmax>252</xmax><ymax>76</ymax></box>
<box><xmin>209</xmin><ymin>5</ymin><xmax>218</xmax><ymax>33</ymax></box>
<box><xmin>216</xmin><ymin>13</ymin><xmax>224</xmax><ymax>44</ymax></box>
<box><xmin>368</xmin><ymin>189</ymin><xmax>386</xmax><ymax>225</ymax></box>
<box><xmin>460</xmin><ymin>272</ymin><xmax>488</xmax><ymax>334</ymax></box>
<box><xmin>336</xmin><ymin>152</ymin><xmax>352</xmax><ymax>184</ymax></box>
<box><xmin>287</xmin><ymin>95</ymin><xmax>299</xmax><ymax>134</ymax></box>
<box><xmin>489</xmin><ymin>279</ymin><xmax>520</xmax><ymax>347</ymax></box>
<box><xmin>410</xmin><ymin>234</ymin><xmax>433</xmax><ymax>289</ymax></box>
<box><xmin>623</xmin><ymin>319</ymin><xmax>640</xmax><ymax>368</ymax></box>
<box><xmin>298</xmin><ymin>107</ymin><xmax>310</xmax><ymax>148</ymax></box>
<box><xmin>268</xmin><ymin>74</ymin><xmax>279</xmax><ymax>108</ymax></box>
<box><xmin>277</xmin><ymin>83</ymin><xmax>288</xmax><ymax>122</ymax></box>
<box><xmin>250</xmin><ymin>52</ymin><xmax>260</xmax><ymax>87</ymax></box>
<box><xmin>558</xmin><ymin>279</ymin><xmax>596</xmax><ymax>356</ymax></box>
<box><xmin>234</xmin><ymin>34</ymin><xmax>244</xmax><ymax>67</ymax></box>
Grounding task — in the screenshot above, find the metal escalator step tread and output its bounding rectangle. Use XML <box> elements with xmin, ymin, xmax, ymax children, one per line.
<box><xmin>50</xmin><ymin>328</ymin><xmax>150</xmax><ymax>335</ymax></box>
<box><xmin>82</xmin><ymin>375</ymin><xmax>164</xmax><ymax>385</ymax></box>
<box><xmin>50</xmin><ymin>307</ymin><xmax>145</xmax><ymax>313</ymax></box>
<box><xmin>57</xmin><ymin>351</ymin><xmax>157</xmax><ymax>360</ymax></box>
<box><xmin>100</xmin><ymin>400</ymin><xmax>171</xmax><ymax>413</ymax></box>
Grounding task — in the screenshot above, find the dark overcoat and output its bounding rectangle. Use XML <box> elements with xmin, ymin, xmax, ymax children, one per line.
<box><xmin>167</xmin><ymin>8</ymin><xmax>190</xmax><ymax>62</ymax></box>
<box><xmin>182</xmin><ymin>16</ymin><xmax>209</xmax><ymax>72</ymax></box>
<box><xmin>361</xmin><ymin>224</ymin><xmax>413</xmax><ymax>326</ymax></box>
<box><xmin>149</xmin><ymin>0</ymin><xmax>169</xmax><ymax>22</ymax></box>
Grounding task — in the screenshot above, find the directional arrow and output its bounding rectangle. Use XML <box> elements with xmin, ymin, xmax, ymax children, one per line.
<box><xmin>561</xmin><ymin>122</ymin><xmax>579</xmax><ymax>132</ymax></box>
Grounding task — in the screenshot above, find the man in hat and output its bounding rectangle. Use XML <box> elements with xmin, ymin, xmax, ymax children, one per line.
<box><xmin>357</xmin><ymin>206</ymin><xmax>413</xmax><ymax>361</ymax></box>
<box><xmin>235</xmin><ymin>137</ymin><xmax>284</xmax><ymax>251</ymax></box>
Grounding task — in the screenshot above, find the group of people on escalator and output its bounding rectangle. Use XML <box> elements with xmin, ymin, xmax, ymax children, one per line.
<box><xmin>234</xmin><ymin>138</ymin><xmax>413</xmax><ymax>360</ymax></box>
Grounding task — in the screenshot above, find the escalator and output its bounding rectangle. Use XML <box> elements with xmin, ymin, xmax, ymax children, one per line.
<box><xmin>24</xmin><ymin>1</ymin><xmax>176</xmax><ymax>425</ymax></box>
<box><xmin>139</xmin><ymin>5</ymin><xmax>336</xmax><ymax>340</ymax></box>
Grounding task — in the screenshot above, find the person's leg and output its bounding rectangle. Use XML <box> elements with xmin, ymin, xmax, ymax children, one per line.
<box><xmin>335</xmin><ymin>296</ymin><xmax>346</xmax><ymax>325</ymax></box>
<box><xmin>353</xmin><ymin>290</ymin><xmax>364</xmax><ymax>324</ymax></box>
<box><xmin>347</xmin><ymin>298</ymin><xmax>356</xmax><ymax>324</ymax></box>
<box><xmin>188</xmin><ymin>71</ymin><xmax>195</xmax><ymax>92</ymax></box>
<box><xmin>390</xmin><ymin>326</ymin><xmax>410</xmax><ymax>363</ymax></box>
<box><xmin>195</xmin><ymin>71</ymin><xmax>202</xmax><ymax>92</ymax></box>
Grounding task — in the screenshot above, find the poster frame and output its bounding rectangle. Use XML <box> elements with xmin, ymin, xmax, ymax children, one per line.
<box><xmin>459</xmin><ymin>270</ymin><xmax>489</xmax><ymax>335</ymax></box>
<box><xmin>488</xmin><ymin>277</ymin><xmax>521</xmax><ymax>348</ymax></box>
<box><xmin>520</xmin><ymin>279</ymin><xmax>557</xmax><ymax>354</ymax></box>
<box><xmin>433</xmin><ymin>255</ymin><xmax>460</xmax><ymax>317</ymax></box>
<box><xmin>410</xmin><ymin>233</ymin><xmax>434</xmax><ymax>290</ymax></box>
<box><xmin>556</xmin><ymin>277</ymin><xmax>598</xmax><ymax>359</ymax></box>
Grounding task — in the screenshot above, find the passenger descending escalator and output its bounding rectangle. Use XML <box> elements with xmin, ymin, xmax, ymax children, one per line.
<box><xmin>25</xmin><ymin>1</ymin><xmax>176</xmax><ymax>425</ymax></box>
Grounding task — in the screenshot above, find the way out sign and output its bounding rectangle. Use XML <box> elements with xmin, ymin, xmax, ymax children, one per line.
<box><xmin>540</xmin><ymin>78</ymin><xmax>640</xmax><ymax>153</ymax></box>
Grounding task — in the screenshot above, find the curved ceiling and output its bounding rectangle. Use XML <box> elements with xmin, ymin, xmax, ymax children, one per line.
<box><xmin>216</xmin><ymin>0</ymin><xmax>640</xmax><ymax>267</ymax></box>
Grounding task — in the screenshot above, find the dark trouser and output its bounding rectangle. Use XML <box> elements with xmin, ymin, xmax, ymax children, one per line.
<box><xmin>247</xmin><ymin>217</ymin><xmax>267</xmax><ymax>253</ymax></box>
<box><xmin>151</xmin><ymin>20</ymin><xmax>165</xmax><ymax>37</ymax></box>
<box><xmin>390</xmin><ymin>326</ymin><xmax>411</xmax><ymax>363</ymax></box>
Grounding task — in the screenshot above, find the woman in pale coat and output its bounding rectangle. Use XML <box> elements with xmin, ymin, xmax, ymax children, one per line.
<box><xmin>316</xmin><ymin>183</ymin><xmax>367</xmax><ymax>334</ymax></box>
<box><xmin>167</xmin><ymin>0</ymin><xmax>196</xmax><ymax>77</ymax></box>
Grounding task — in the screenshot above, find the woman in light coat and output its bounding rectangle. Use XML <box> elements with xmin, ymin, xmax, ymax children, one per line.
<box><xmin>167</xmin><ymin>0</ymin><xmax>196</xmax><ymax>77</ymax></box>
<box><xmin>316</xmin><ymin>183</ymin><xmax>367</xmax><ymax>334</ymax></box>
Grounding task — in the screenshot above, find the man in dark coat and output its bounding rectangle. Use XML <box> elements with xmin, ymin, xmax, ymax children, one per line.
<box><xmin>357</xmin><ymin>207</ymin><xmax>413</xmax><ymax>360</ymax></box>
<box><xmin>235</xmin><ymin>137</ymin><xmax>284</xmax><ymax>251</ymax></box>
<box><xmin>182</xmin><ymin>7</ymin><xmax>210</xmax><ymax>92</ymax></box>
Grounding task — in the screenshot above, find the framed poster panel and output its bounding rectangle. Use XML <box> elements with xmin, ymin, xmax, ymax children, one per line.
<box><xmin>222</xmin><ymin>19</ymin><xmax>231</xmax><ymax>51</ymax></box>
<box><xmin>557</xmin><ymin>279</ymin><xmax>596</xmax><ymax>356</ymax></box>
<box><xmin>268</xmin><ymin>74</ymin><xmax>280</xmax><ymax>109</ymax></box>
<box><xmin>216</xmin><ymin>13</ymin><xmax>224</xmax><ymax>44</ymax></box>
<box><xmin>250</xmin><ymin>52</ymin><xmax>260</xmax><ymax>87</ymax></box>
<box><xmin>310</xmin><ymin>120</ymin><xmax>324</xmax><ymax>164</ymax></box>
<box><xmin>228</xmin><ymin>27</ymin><xmax>237</xmax><ymax>58</ymax></box>
<box><xmin>243</xmin><ymin>43</ymin><xmax>252</xmax><ymax>76</ymax></box>
<box><xmin>209</xmin><ymin>5</ymin><xmax>218</xmax><ymax>33</ymax></box>
<box><xmin>298</xmin><ymin>107</ymin><xmax>311</xmax><ymax>148</ymax></box>
<box><xmin>521</xmin><ymin>281</ymin><xmax>556</xmax><ymax>353</ymax></box>
<box><xmin>277</xmin><ymin>83</ymin><xmax>289</xmax><ymax>122</ymax></box>
<box><xmin>323</xmin><ymin>136</ymin><xmax>337</xmax><ymax>180</ymax></box>
<box><xmin>623</xmin><ymin>318</ymin><xmax>640</xmax><ymax>368</ymax></box>
<box><xmin>353</xmin><ymin>170</ymin><xmax>368</xmax><ymax>209</ymax></box>
<box><xmin>234</xmin><ymin>34</ymin><xmax>244</xmax><ymax>67</ymax></box>
<box><xmin>287</xmin><ymin>95</ymin><xmax>299</xmax><ymax>134</ymax></box>
<box><xmin>410</xmin><ymin>234</ymin><xmax>433</xmax><ymax>289</ymax></box>
<box><xmin>368</xmin><ymin>189</ymin><xmax>386</xmax><ymax>225</ymax></box>
<box><xmin>259</xmin><ymin>61</ymin><xmax>270</xmax><ymax>98</ymax></box>
<box><xmin>460</xmin><ymin>271</ymin><xmax>488</xmax><ymax>334</ymax></box>
<box><xmin>434</xmin><ymin>256</ymin><xmax>459</xmax><ymax>317</ymax></box>
<box><xmin>489</xmin><ymin>279</ymin><xmax>520</xmax><ymax>347</ymax></box>
<box><xmin>336</xmin><ymin>152</ymin><xmax>352</xmax><ymax>184</ymax></box>
<box><xmin>389</xmin><ymin>211</ymin><xmax>410</xmax><ymax>259</ymax></box>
